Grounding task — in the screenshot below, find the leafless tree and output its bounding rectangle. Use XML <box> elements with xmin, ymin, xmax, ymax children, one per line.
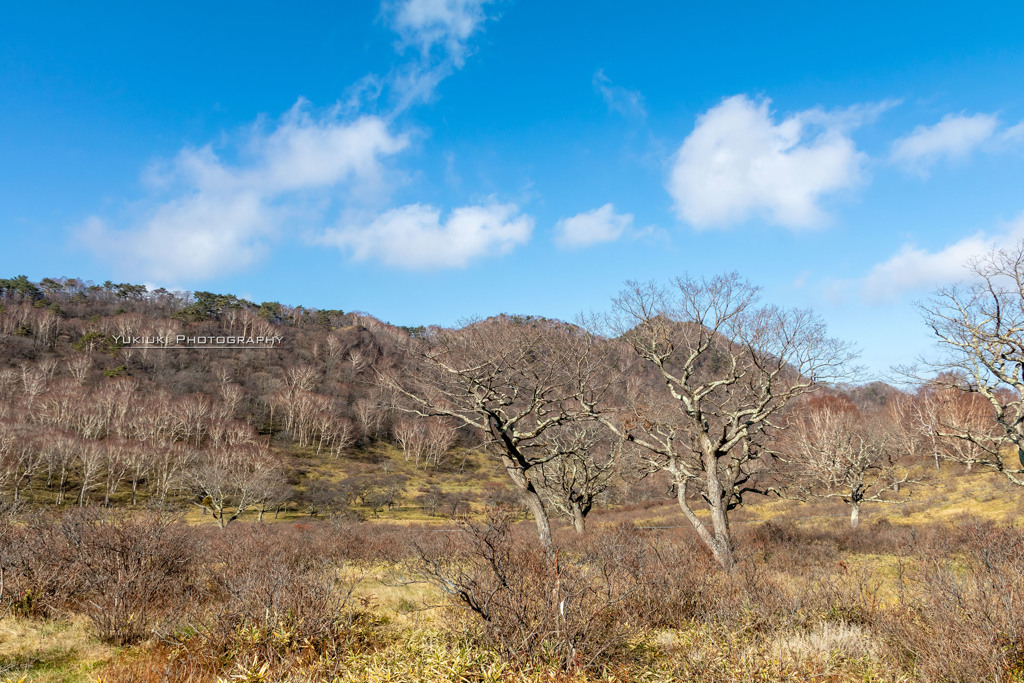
<box><xmin>215</xmin><ymin>382</ymin><xmax>244</xmax><ymax>422</ymax></box>
<box><xmin>779</xmin><ymin>394</ymin><xmax>913</xmax><ymax>527</ymax></box>
<box><xmin>534</xmin><ymin>422</ymin><xmax>622</xmax><ymax>533</ymax></box>
<box><xmin>393</xmin><ymin>417</ymin><xmax>428</xmax><ymax>466</ymax></box>
<box><xmin>37</xmin><ymin>357</ymin><xmax>60</xmax><ymax>382</ymax></box>
<box><xmin>888</xmin><ymin>390</ymin><xmax>939</xmax><ymax>468</ymax></box>
<box><xmin>44</xmin><ymin>431</ymin><xmax>79</xmax><ymax>505</ymax></box>
<box><xmin>330</xmin><ymin>416</ymin><xmax>357</xmax><ymax>458</ymax></box>
<box><xmin>0</xmin><ymin>420</ymin><xmax>43</xmax><ymax>507</ymax></box>
<box><xmin>150</xmin><ymin>443</ymin><xmax>196</xmax><ymax>505</ymax></box>
<box><xmin>914</xmin><ymin>240</ymin><xmax>1024</xmax><ymax>484</ymax></box>
<box><xmin>101</xmin><ymin>439</ymin><xmax>132</xmax><ymax>507</ymax></box>
<box><xmin>123</xmin><ymin>441</ymin><xmax>151</xmax><ymax>506</ymax></box>
<box><xmin>911</xmin><ymin>378</ymin><xmax>1002</xmax><ymax>472</ymax></box>
<box><xmin>353</xmin><ymin>395</ymin><xmax>386</xmax><ymax>438</ymax></box>
<box><xmin>377</xmin><ymin>316</ymin><xmax>618</xmax><ymax>553</ymax></box>
<box><xmin>76</xmin><ymin>440</ymin><xmax>104</xmax><ymax>506</ymax></box>
<box><xmin>284</xmin><ymin>365</ymin><xmax>319</xmax><ymax>392</ymax></box>
<box><xmin>19</xmin><ymin>364</ymin><xmax>46</xmax><ymax>409</ymax></box>
<box><xmin>423</xmin><ymin>417</ymin><xmax>458</xmax><ymax>468</ymax></box>
<box><xmin>603</xmin><ymin>274</ymin><xmax>856</xmax><ymax>570</ymax></box>
<box><xmin>190</xmin><ymin>443</ymin><xmax>279</xmax><ymax>528</ymax></box>
<box><xmin>66</xmin><ymin>355</ymin><xmax>92</xmax><ymax>385</ymax></box>
<box><xmin>172</xmin><ymin>395</ymin><xmax>211</xmax><ymax>447</ymax></box>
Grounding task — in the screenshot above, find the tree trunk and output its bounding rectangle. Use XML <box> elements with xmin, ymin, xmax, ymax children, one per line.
<box><xmin>521</xmin><ymin>490</ymin><xmax>554</xmax><ymax>554</ymax></box>
<box><xmin>850</xmin><ymin>501</ymin><xmax>861</xmax><ymax>528</ymax></box>
<box><xmin>676</xmin><ymin>476</ymin><xmax>735</xmax><ymax>572</ymax></box>
<box><xmin>570</xmin><ymin>505</ymin><xmax>586</xmax><ymax>534</ymax></box>
<box><xmin>500</xmin><ymin>455</ymin><xmax>554</xmax><ymax>555</ymax></box>
<box><xmin>703</xmin><ymin>451</ymin><xmax>735</xmax><ymax>572</ymax></box>
<box><xmin>57</xmin><ymin>466</ymin><xmax>68</xmax><ymax>505</ymax></box>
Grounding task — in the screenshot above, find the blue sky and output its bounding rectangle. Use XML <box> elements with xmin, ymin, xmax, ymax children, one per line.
<box><xmin>3</xmin><ymin>1</ymin><xmax>1024</xmax><ymax>378</ymax></box>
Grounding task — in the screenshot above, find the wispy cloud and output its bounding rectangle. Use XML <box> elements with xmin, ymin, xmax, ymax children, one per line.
<box><xmin>385</xmin><ymin>0</ymin><xmax>493</xmax><ymax>111</ymax></box>
<box><xmin>554</xmin><ymin>203</ymin><xmax>633</xmax><ymax>248</ymax></box>
<box><xmin>890</xmin><ymin>113</ymin><xmax>1001</xmax><ymax>174</ymax></box>
<box><xmin>593</xmin><ymin>70</ymin><xmax>646</xmax><ymax>120</ymax></box>
<box><xmin>390</xmin><ymin>0</ymin><xmax>490</xmax><ymax>67</ymax></box>
<box><xmin>858</xmin><ymin>214</ymin><xmax>1024</xmax><ymax>302</ymax></box>
<box><xmin>322</xmin><ymin>202</ymin><xmax>533</xmax><ymax>269</ymax></box>
<box><xmin>667</xmin><ymin>95</ymin><xmax>886</xmax><ymax>230</ymax></box>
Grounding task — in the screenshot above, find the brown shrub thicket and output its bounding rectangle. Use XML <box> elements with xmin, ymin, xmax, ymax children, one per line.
<box><xmin>3</xmin><ymin>508</ymin><xmax>1024</xmax><ymax>680</ymax></box>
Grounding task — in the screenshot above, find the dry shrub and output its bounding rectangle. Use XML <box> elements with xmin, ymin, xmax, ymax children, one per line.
<box><xmin>160</xmin><ymin>522</ymin><xmax>387</xmax><ymax>681</ymax></box>
<box><xmin>586</xmin><ymin>523</ymin><xmax>719</xmax><ymax>630</ymax></box>
<box><xmin>410</xmin><ymin>510</ymin><xmax>644</xmax><ymax>671</ymax></box>
<box><xmin>882</xmin><ymin>521</ymin><xmax>1024</xmax><ymax>680</ymax></box>
<box><xmin>0</xmin><ymin>508</ymin><xmax>195</xmax><ymax>645</ymax></box>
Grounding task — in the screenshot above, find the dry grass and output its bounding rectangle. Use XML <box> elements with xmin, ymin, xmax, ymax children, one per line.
<box><xmin>0</xmin><ymin>616</ymin><xmax>109</xmax><ymax>683</ymax></box>
<box><xmin>10</xmin><ymin>457</ymin><xmax>1024</xmax><ymax>681</ymax></box>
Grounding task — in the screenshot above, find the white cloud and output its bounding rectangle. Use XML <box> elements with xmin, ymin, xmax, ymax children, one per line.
<box><xmin>254</xmin><ymin>104</ymin><xmax>407</xmax><ymax>191</ymax></box>
<box><xmin>667</xmin><ymin>95</ymin><xmax>869</xmax><ymax>229</ymax></box>
<box><xmin>555</xmin><ymin>204</ymin><xmax>632</xmax><ymax>248</ymax></box>
<box><xmin>78</xmin><ymin>101</ymin><xmax>409</xmax><ymax>280</ymax></box>
<box><xmin>391</xmin><ymin>0</ymin><xmax>489</xmax><ymax>67</ymax></box>
<box><xmin>593</xmin><ymin>70</ymin><xmax>646</xmax><ymax>120</ymax></box>
<box><xmin>860</xmin><ymin>215</ymin><xmax>1024</xmax><ymax>302</ymax></box>
<box><xmin>322</xmin><ymin>202</ymin><xmax>533</xmax><ymax>269</ymax></box>
<box><xmin>890</xmin><ymin>113</ymin><xmax>1000</xmax><ymax>173</ymax></box>
<box><xmin>386</xmin><ymin>0</ymin><xmax>491</xmax><ymax>110</ymax></box>
<box><xmin>1004</xmin><ymin>121</ymin><xmax>1024</xmax><ymax>144</ymax></box>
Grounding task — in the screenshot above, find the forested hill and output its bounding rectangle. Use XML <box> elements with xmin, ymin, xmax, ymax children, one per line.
<box><xmin>0</xmin><ymin>274</ymin><xmax>409</xmax><ymax>414</ymax></box>
<box><xmin>0</xmin><ymin>275</ymin><xmax>464</xmax><ymax>516</ymax></box>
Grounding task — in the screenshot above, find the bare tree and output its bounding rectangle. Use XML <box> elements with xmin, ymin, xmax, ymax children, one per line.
<box><xmin>393</xmin><ymin>417</ymin><xmax>428</xmax><ymax>466</ymax></box>
<box><xmin>378</xmin><ymin>316</ymin><xmax>616</xmax><ymax>553</ymax></box>
<box><xmin>172</xmin><ymin>395</ymin><xmax>211</xmax><ymax>447</ymax></box>
<box><xmin>534</xmin><ymin>422</ymin><xmax>622</xmax><ymax>533</ymax></box>
<box><xmin>779</xmin><ymin>394</ymin><xmax>913</xmax><ymax>527</ymax></box>
<box><xmin>915</xmin><ymin>240</ymin><xmax>1024</xmax><ymax>484</ymax></box>
<box><xmin>0</xmin><ymin>420</ymin><xmax>43</xmax><ymax>507</ymax></box>
<box><xmin>44</xmin><ymin>431</ymin><xmax>79</xmax><ymax>505</ymax></box>
<box><xmin>353</xmin><ymin>395</ymin><xmax>387</xmax><ymax>439</ymax></box>
<box><xmin>150</xmin><ymin>443</ymin><xmax>196</xmax><ymax>505</ymax></box>
<box><xmin>123</xmin><ymin>440</ymin><xmax>151</xmax><ymax>506</ymax></box>
<box><xmin>916</xmin><ymin>378</ymin><xmax>1001</xmax><ymax>472</ymax></box>
<box><xmin>66</xmin><ymin>355</ymin><xmax>92</xmax><ymax>385</ymax></box>
<box><xmin>423</xmin><ymin>417</ymin><xmax>458</xmax><ymax>468</ymax></box>
<box><xmin>76</xmin><ymin>440</ymin><xmax>104</xmax><ymax>506</ymax></box>
<box><xmin>190</xmin><ymin>443</ymin><xmax>279</xmax><ymax>528</ymax></box>
<box><xmin>604</xmin><ymin>274</ymin><xmax>856</xmax><ymax>570</ymax></box>
<box><xmin>324</xmin><ymin>416</ymin><xmax>356</xmax><ymax>458</ymax></box>
<box><xmin>888</xmin><ymin>390</ymin><xmax>939</xmax><ymax>469</ymax></box>
<box><xmin>101</xmin><ymin>439</ymin><xmax>133</xmax><ymax>507</ymax></box>
<box><xmin>284</xmin><ymin>365</ymin><xmax>319</xmax><ymax>392</ymax></box>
